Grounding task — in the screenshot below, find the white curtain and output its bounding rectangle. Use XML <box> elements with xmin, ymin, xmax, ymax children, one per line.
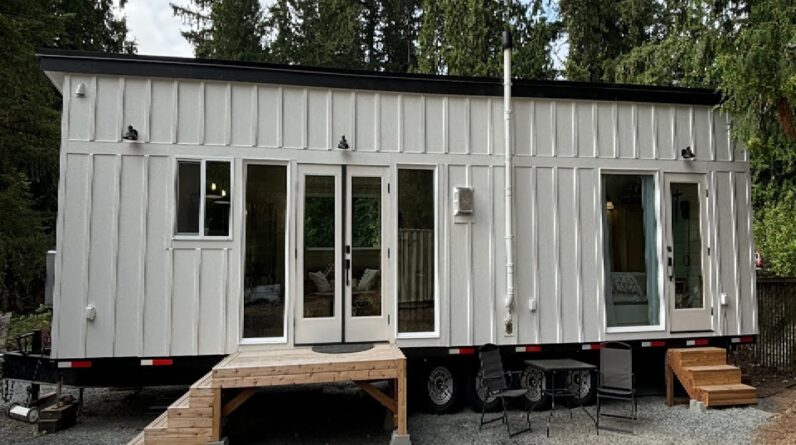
<box><xmin>642</xmin><ymin>176</ymin><xmax>659</xmax><ymax>325</ymax></box>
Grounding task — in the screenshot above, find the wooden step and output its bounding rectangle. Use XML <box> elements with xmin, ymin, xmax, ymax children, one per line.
<box><xmin>669</xmin><ymin>347</ymin><xmax>727</xmax><ymax>367</ymax></box>
<box><xmin>698</xmin><ymin>383</ymin><xmax>757</xmax><ymax>407</ymax></box>
<box><xmin>684</xmin><ymin>365</ymin><xmax>742</xmax><ymax>386</ymax></box>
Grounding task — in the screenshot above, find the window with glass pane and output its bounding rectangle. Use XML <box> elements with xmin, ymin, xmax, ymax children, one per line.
<box><xmin>603</xmin><ymin>174</ymin><xmax>659</xmax><ymax>327</ymax></box>
<box><xmin>671</xmin><ymin>183</ymin><xmax>704</xmax><ymax>309</ymax></box>
<box><xmin>303</xmin><ymin>175</ymin><xmax>336</xmax><ymax>318</ymax></box>
<box><xmin>397</xmin><ymin>169</ymin><xmax>435</xmax><ymax>333</ymax></box>
<box><xmin>351</xmin><ymin>177</ymin><xmax>382</xmax><ymax>317</ymax></box>
<box><xmin>205</xmin><ymin>161</ymin><xmax>231</xmax><ymax>236</ymax></box>
<box><xmin>176</xmin><ymin>162</ymin><xmax>200</xmax><ymax>235</ymax></box>
<box><xmin>175</xmin><ymin>160</ymin><xmax>231</xmax><ymax>237</ymax></box>
<box><xmin>243</xmin><ymin>165</ymin><xmax>286</xmax><ymax>338</ymax></box>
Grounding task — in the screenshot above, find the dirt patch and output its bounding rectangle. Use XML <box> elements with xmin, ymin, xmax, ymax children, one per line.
<box><xmin>752</xmin><ymin>368</ymin><xmax>796</xmax><ymax>444</ymax></box>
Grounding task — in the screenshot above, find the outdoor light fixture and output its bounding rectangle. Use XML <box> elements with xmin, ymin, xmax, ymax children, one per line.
<box><xmin>74</xmin><ymin>83</ymin><xmax>86</xmax><ymax>98</ymax></box>
<box><xmin>337</xmin><ymin>135</ymin><xmax>350</xmax><ymax>150</ymax></box>
<box><xmin>122</xmin><ymin>125</ymin><xmax>139</xmax><ymax>141</ymax></box>
<box><xmin>681</xmin><ymin>146</ymin><xmax>695</xmax><ymax>160</ymax></box>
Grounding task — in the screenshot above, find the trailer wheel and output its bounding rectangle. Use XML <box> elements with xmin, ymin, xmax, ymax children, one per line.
<box><xmin>567</xmin><ymin>369</ymin><xmax>596</xmax><ymax>406</ymax></box>
<box><xmin>465</xmin><ymin>368</ymin><xmax>501</xmax><ymax>412</ymax></box>
<box><xmin>421</xmin><ymin>363</ymin><xmax>462</xmax><ymax>413</ymax></box>
<box><xmin>521</xmin><ymin>365</ymin><xmax>550</xmax><ymax>410</ymax></box>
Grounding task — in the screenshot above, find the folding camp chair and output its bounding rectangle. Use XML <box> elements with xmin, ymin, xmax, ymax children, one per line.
<box><xmin>477</xmin><ymin>344</ymin><xmax>531</xmax><ymax>437</ymax></box>
<box><xmin>595</xmin><ymin>341</ymin><xmax>637</xmax><ymax>434</ymax></box>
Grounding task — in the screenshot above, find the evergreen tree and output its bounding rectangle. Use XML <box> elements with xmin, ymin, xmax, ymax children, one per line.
<box><xmin>559</xmin><ymin>0</ymin><xmax>658</xmax><ymax>82</ymax></box>
<box><xmin>416</xmin><ymin>0</ymin><xmax>560</xmax><ymax>79</ymax></box>
<box><xmin>172</xmin><ymin>0</ymin><xmax>266</xmax><ymax>61</ymax></box>
<box><xmin>53</xmin><ymin>0</ymin><xmax>136</xmax><ymax>53</ymax></box>
<box><xmin>265</xmin><ymin>0</ymin><xmax>370</xmax><ymax>69</ymax></box>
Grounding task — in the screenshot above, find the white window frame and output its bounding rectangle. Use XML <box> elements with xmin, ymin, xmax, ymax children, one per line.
<box><xmin>395</xmin><ymin>164</ymin><xmax>440</xmax><ymax>339</ymax></box>
<box><xmin>173</xmin><ymin>157</ymin><xmax>234</xmax><ymax>241</ymax></box>
<box><xmin>600</xmin><ymin>169</ymin><xmax>666</xmax><ymax>334</ymax></box>
<box><xmin>239</xmin><ymin>160</ymin><xmax>290</xmax><ymax>344</ymax></box>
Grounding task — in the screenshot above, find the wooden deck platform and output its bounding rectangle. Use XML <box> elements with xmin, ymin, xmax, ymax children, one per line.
<box><xmin>131</xmin><ymin>344</ymin><xmax>407</xmax><ymax>444</ymax></box>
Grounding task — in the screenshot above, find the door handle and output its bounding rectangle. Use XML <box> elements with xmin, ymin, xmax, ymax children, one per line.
<box><xmin>345</xmin><ymin>259</ymin><xmax>351</xmax><ymax>286</ymax></box>
<box><xmin>667</xmin><ymin>246</ymin><xmax>673</xmax><ymax>282</ymax></box>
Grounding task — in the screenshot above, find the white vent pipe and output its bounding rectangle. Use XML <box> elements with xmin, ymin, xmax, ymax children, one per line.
<box><xmin>502</xmin><ymin>29</ymin><xmax>515</xmax><ymax>336</ymax></box>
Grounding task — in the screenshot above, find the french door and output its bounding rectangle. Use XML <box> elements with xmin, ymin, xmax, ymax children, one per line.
<box><xmin>665</xmin><ymin>174</ymin><xmax>713</xmax><ymax>332</ymax></box>
<box><xmin>294</xmin><ymin>164</ymin><xmax>390</xmax><ymax>344</ymax></box>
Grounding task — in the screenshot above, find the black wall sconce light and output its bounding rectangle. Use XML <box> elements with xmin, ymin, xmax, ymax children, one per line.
<box><xmin>122</xmin><ymin>125</ymin><xmax>139</xmax><ymax>141</ymax></box>
<box><xmin>681</xmin><ymin>146</ymin><xmax>695</xmax><ymax>160</ymax></box>
<box><xmin>337</xmin><ymin>135</ymin><xmax>350</xmax><ymax>150</ymax></box>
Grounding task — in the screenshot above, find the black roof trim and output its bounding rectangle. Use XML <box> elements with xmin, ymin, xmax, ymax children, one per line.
<box><xmin>37</xmin><ymin>49</ymin><xmax>722</xmax><ymax>106</ymax></box>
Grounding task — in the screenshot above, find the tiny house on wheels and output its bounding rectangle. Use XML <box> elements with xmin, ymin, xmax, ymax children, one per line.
<box><xmin>4</xmin><ymin>49</ymin><xmax>757</xmax><ymax>416</ymax></box>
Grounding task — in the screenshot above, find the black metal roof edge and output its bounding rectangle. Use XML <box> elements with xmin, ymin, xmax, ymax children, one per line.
<box><xmin>36</xmin><ymin>49</ymin><xmax>722</xmax><ymax>106</ymax></box>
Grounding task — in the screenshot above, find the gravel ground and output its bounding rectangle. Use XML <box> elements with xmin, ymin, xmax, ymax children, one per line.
<box><xmin>0</xmin><ymin>383</ymin><xmax>778</xmax><ymax>445</ymax></box>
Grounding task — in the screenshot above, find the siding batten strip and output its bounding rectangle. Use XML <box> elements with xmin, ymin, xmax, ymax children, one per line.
<box><xmin>465</xmin><ymin>98</ymin><xmax>471</xmax><ymax>155</ymax></box>
<box><xmin>374</xmin><ymin>93</ymin><xmax>381</xmax><ymax>152</ymax></box>
<box><xmin>81</xmin><ymin>154</ymin><xmax>95</xmax><ymax>357</ymax></box>
<box><xmin>632</xmin><ymin>104</ymin><xmax>638</xmax><ymax>159</ymax></box>
<box><xmin>116</xmin><ymin>78</ymin><xmax>124</xmax><ymax>142</ymax></box>
<box><xmin>221</xmin><ymin>247</ymin><xmax>229</xmax><ymax>353</ymax></box>
<box><xmin>195</xmin><ymin>248</ymin><xmax>201</xmax><ymax>354</ymax></box>
<box><xmin>325</xmin><ymin>90</ymin><xmax>331</xmax><ymax>150</ymax></box>
<box><xmin>170</xmin><ymin>81</ymin><xmax>178</xmax><ymax>144</ymax></box>
<box><xmin>553</xmin><ymin>168</ymin><xmax>561</xmax><ymax>343</ymax></box>
<box><xmin>110</xmin><ymin>155</ymin><xmax>122</xmax><ymax>357</ymax></box>
<box><xmin>652</xmin><ymin>106</ymin><xmax>658</xmax><ymax>159</ymax></box>
<box><xmin>277</xmin><ymin>87</ymin><xmax>283</xmax><ymax>148</ymax></box>
<box><xmin>571</xmin><ymin>102</ymin><xmax>578</xmax><ymax>157</ymax></box>
<box><xmin>532</xmin><ymin>167</ymin><xmax>540</xmax><ymax>343</ymax></box>
<box><xmin>574</xmin><ymin>168</ymin><xmax>583</xmax><ymax>342</ymax></box>
<box><xmin>224</xmin><ymin>84</ymin><xmax>231</xmax><ymax>146</ymax></box>
<box><xmin>729</xmin><ymin>172</ymin><xmax>741</xmax><ymax>334</ymax></box>
<box><xmin>488</xmin><ymin>166</ymin><xmax>495</xmax><ymax>343</ymax></box>
<box><xmin>591</xmin><ymin>103</ymin><xmax>597</xmax><ymax>158</ymax></box>
<box><xmin>144</xmin><ymin>79</ymin><xmax>152</xmax><ymax>142</ymax></box>
<box><xmin>251</xmin><ymin>85</ymin><xmax>258</xmax><ymax>147</ymax></box>
<box><xmin>551</xmin><ymin>101</ymin><xmax>557</xmax><ymax>157</ymax></box>
<box><xmin>595</xmin><ymin>170</ymin><xmax>605</xmax><ymax>341</ymax></box>
<box><xmin>443</xmin><ymin>97</ymin><xmax>449</xmax><ymax>154</ymax></box>
<box><xmin>198</xmin><ymin>82</ymin><xmax>205</xmax><ymax>145</ymax></box>
<box><xmin>90</xmin><ymin>76</ymin><xmax>97</xmax><ymax>141</ymax></box>
<box><xmin>487</xmin><ymin>98</ymin><xmax>493</xmax><ymax>155</ymax></box>
<box><xmin>612</xmin><ymin>103</ymin><xmax>618</xmax><ymax>158</ymax></box>
<box><xmin>138</xmin><ymin>156</ymin><xmax>149</xmax><ymax>356</ymax></box>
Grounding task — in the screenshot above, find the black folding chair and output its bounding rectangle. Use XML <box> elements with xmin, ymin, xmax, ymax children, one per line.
<box><xmin>595</xmin><ymin>342</ymin><xmax>637</xmax><ymax>434</ymax></box>
<box><xmin>477</xmin><ymin>344</ymin><xmax>532</xmax><ymax>437</ymax></box>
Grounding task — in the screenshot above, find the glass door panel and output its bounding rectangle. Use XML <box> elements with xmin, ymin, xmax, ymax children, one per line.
<box><xmin>350</xmin><ymin>176</ymin><xmax>382</xmax><ymax>317</ymax></box>
<box><xmin>303</xmin><ymin>175</ymin><xmax>336</xmax><ymax>318</ymax></box>
<box><xmin>666</xmin><ymin>174</ymin><xmax>712</xmax><ymax>332</ymax></box>
<box><xmin>671</xmin><ymin>183</ymin><xmax>704</xmax><ymax>310</ymax></box>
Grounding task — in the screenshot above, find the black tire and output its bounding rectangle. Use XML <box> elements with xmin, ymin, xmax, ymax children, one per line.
<box><xmin>521</xmin><ymin>365</ymin><xmax>551</xmax><ymax>410</ymax></box>
<box><xmin>465</xmin><ymin>367</ymin><xmax>502</xmax><ymax>412</ymax></box>
<box><xmin>567</xmin><ymin>369</ymin><xmax>596</xmax><ymax>406</ymax></box>
<box><xmin>420</xmin><ymin>362</ymin><xmax>463</xmax><ymax>413</ymax></box>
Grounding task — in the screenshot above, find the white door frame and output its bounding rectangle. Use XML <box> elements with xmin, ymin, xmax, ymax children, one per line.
<box><xmin>295</xmin><ymin>164</ymin><xmax>343</xmax><ymax>344</ymax></box>
<box><xmin>294</xmin><ymin>164</ymin><xmax>391</xmax><ymax>344</ymax></box>
<box><xmin>665</xmin><ymin>173</ymin><xmax>713</xmax><ymax>332</ymax></box>
<box><xmin>345</xmin><ymin>166</ymin><xmax>391</xmax><ymax>342</ymax></box>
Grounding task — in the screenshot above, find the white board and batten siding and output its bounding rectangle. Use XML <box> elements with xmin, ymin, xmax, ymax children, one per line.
<box><xmin>47</xmin><ymin>63</ymin><xmax>755</xmax><ymax>359</ymax></box>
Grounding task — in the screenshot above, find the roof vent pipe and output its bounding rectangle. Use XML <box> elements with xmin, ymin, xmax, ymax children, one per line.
<box><xmin>502</xmin><ymin>28</ymin><xmax>516</xmax><ymax>336</ymax></box>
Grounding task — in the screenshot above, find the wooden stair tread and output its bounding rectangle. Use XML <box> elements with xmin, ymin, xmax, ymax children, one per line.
<box><xmin>684</xmin><ymin>365</ymin><xmax>738</xmax><ymax>372</ymax></box>
<box><xmin>170</xmin><ymin>391</ymin><xmax>190</xmax><ymax>409</ymax></box>
<box><xmin>698</xmin><ymin>383</ymin><xmax>756</xmax><ymax>392</ymax></box>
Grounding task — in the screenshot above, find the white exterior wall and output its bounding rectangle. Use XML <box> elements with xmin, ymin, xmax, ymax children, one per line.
<box><xmin>51</xmin><ymin>73</ymin><xmax>756</xmax><ymax>359</ymax></box>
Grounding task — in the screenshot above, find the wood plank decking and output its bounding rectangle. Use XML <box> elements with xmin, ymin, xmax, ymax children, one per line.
<box><xmin>131</xmin><ymin>344</ymin><xmax>407</xmax><ymax>444</ymax></box>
